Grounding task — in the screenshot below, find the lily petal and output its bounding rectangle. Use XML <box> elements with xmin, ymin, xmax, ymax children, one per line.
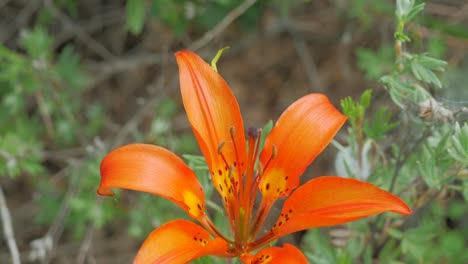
<box><xmin>175</xmin><ymin>50</ymin><xmax>247</xmax><ymax>199</ymax></box>
<box><xmin>268</xmin><ymin>176</ymin><xmax>411</xmax><ymax>240</ymax></box>
<box><xmin>134</xmin><ymin>219</ymin><xmax>229</xmax><ymax>264</ymax></box>
<box><xmin>259</xmin><ymin>94</ymin><xmax>347</xmax><ymax>199</ymax></box>
<box><xmin>240</xmin><ymin>244</ymin><xmax>308</xmax><ymax>264</ymax></box>
<box><xmin>98</xmin><ymin>144</ymin><xmax>205</xmax><ymax>218</ymax></box>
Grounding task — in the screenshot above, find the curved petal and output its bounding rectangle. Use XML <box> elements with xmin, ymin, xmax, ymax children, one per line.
<box><xmin>240</xmin><ymin>244</ymin><xmax>308</xmax><ymax>264</ymax></box>
<box><xmin>134</xmin><ymin>219</ymin><xmax>229</xmax><ymax>264</ymax></box>
<box><xmin>98</xmin><ymin>144</ymin><xmax>205</xmax><ymax>218</ymax></box>
<box><xmin>268</xmin><ymin>176</ymin><xmax>411</xmax><ymax>240</ymax></box>
<box><xmin>175</xmin><ymin>50</ymin><xmax>246</xmax><ymax>199</ymax></box>
<box><xmin>258</xmin><ymin>94</ymin><xmax>347</xmax><ymax>199</ymax></box>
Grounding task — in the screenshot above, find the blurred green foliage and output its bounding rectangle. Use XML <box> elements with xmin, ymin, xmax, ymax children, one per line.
<box><xmin>319</xmin><ymin>1</ymin><xmax>468</xmax><ymax>263</ymax></box>
<box><xmin>125</xmin><ymin>0</ymin><xmax>265</xmax><ymax>36</ymax></box>
<box><xmin>0</xmin><ymin>0</ymin><xmax>467</xmax><ymax>263</ymax></box>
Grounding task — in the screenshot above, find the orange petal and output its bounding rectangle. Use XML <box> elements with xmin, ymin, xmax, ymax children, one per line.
<box><xmin>269</xmin><ymin>176</ymin><xmax>411</xmax><ymax>239</ymax></box>
<box><xmin>134</xmin><ymin>219</ymin><xmax>229</xmax><ymax>264</ymax></box>
<box><xmin>175</xmin><ymin>50</ymin><xmax>246</xmax><ymax>198</ymax></box>
<box><xmin>98</xmin><ymin>144</ymin><xmax>205</xmax><ymax>218</ymax></box>
<box><xmin>259</xmin><ymin>94</ymin><xmax>347</xmax><ymax>199</ymax></box>
<box><xmin>240</xmin><ymin>244</ymin><xmax>308</xmax><ymax>264</ymax></box>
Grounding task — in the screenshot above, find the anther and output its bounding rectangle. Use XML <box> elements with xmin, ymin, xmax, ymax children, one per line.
<box><xmin>229</xmin><ymin>126</ymin><xmax>236</xmax><ymax>137</ymax></box>
<box><xmin>217</xmin><ymin>141</ymin><xmax>225</xmax><ymax>154</ymax></box>
<box><xmin>248</xmin><ymin>127</ymin><xmax>259</xmax><ymax>139</ymax></box>
<box><xmin>271</xmin><ymin>144</ymin><xmax>278</xmax><ymax>159</ymax></box>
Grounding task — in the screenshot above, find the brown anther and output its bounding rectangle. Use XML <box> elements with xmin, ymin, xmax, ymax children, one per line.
<box><xmin>217</xmin><ymin>141</ymin><xmax>225</xmax><ymax>154</ymax></box>
<box><xmin>229</xmin><ymin>126</ymin><xmax>236</xmax><ymax>137</ymax></box>
<box><xmin>271</xmin><ymin>144</ymin><xmax>278</xmax><ymax>159</ymax></box>
<box><xmin>248</xmin><ymin>127</ymin><xmax>259</xmax><ymax>139</ymax></box>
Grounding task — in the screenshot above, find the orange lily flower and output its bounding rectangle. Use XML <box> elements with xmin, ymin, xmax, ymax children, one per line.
<box><xmin>98</xmin><ymin>50</ymin><xmax>411</xmax><ymax>263</ymax></box>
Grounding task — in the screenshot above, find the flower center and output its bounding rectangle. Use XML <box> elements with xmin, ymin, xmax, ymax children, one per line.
<box><xmin>207</xmin><ymin>125</ymin><xmax>281</xmax><ymax>254</ymax></box>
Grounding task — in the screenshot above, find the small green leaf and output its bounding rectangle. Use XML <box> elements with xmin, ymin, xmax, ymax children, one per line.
<box><xmin>21</xmin><ymin>26</ymin><xmax>53</xmax><ymax>60</ymax></box>
<box><xmin>211</xmin><ymin>47</ymin><xmax>230</xmax><ymax>72</ymax></box>
<box><xmin>126</xmin><ymin>0</ymin><xmax>146</xmax><ymax>34</ymax></box>
<box><xmin>359</xmin><ymin>89</ymin><xmax>372</xmax><ymax>109</ymax></box>
<box><xmin>259</xmin><ymin>120</ymin><xmax>273</xmax><ymax>152</ymax></box>
<box><xmin>396</xmin><ymin>0</ymin><xmax>414</xmax><ymax>19</ymax></box>
<box><xmin>448</xmin><ymin>123</ymin><xmax>468</xmax><ymax>164</ymax></box>
<box><xmin>387</xmin><ymin>228</ymin><xmax>403</xmax><ymax>239</ymax></box>
<box><xmin>364</xmin><ymin>106</ymin><xmax>398</xmax><ymax>140</ymax></box>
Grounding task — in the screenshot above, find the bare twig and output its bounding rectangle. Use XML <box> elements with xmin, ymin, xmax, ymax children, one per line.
<box><xmin>0</xmin><ymin>0</ymin><xmax>13</xmax><ymax>9</ymax></box>
<box><xmin>189</xmin><ymin>0</ymin><xmax>258</xmax><ymax>51</ymax></box>
<box><xmin>44</xmin><ymin>0</ymin><xmax>114</xmax><ymax>60</ymax></box>
<box><xmin>76</xmin><ymin>224</ymin><xmax>95</xmax><ymax>264</ymax></box>
<box><xmin>0</xmin><ymin>186</ymin><xmax>21</xmax><ymax>264</ymax></box>
<box><xmin>35</xmin><ymin>91</ymin><xmax>55</xmax><ymax>139</ymax></box>
<box><xmin>54</xmin><ymin>9</ymin><xmax>124</xmax><ymax>49</ymax></box>
<box><xmin>84</xmin><ymin>53</ymin><xmax>164</xmax><ymax>91</ymax></box>
<box><xmin>85</xmin><ymin>0</ymin><xmax>259</xmax><ymax>89</ymax></box>
<box><xmin>291</xmin><ymin>35</ymin><xmax>324</xmax><ymax>91</ymax></box>
<box><xmin>111</xmin><ymin>65</ymin><xmax>174</xmax><ymax>148</ymax></box>
<box><xmin>0</xmin><ymin>0</ymin><xmax>41</xmax><ymax>43</ymax></box>
<box><xmin>28</xmin><ymin>159</ymin><xmax>86</xmax><ymax>263</ymax></box>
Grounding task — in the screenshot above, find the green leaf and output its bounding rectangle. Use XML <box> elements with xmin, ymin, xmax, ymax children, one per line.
<box><xmin>387</xmin><ymin>228</ymin><xmax>403</xmax><ymax>239</ymax></box>
<box><xmin>448</xmin><ymin>122</ymin><xmax>468</xmax><ymax>164</ymax></box>
<box><xmin>410</xmin><ymin>54</ymin><xmax>447</xmax><ymax>88</ymax></box>
<box><xmin>359</xmin><ymin>89</ymin><xmax>372</xmax><ymax>109</ymax></box>
<box><xmin>405</xmin><ymin>3</ymin><xmax>425</xmax><ymax>22</ymax></box>
<box><xmin>152</xmin><ymin>0</ymin><xmax>187</xmax><ymax>35</ymax></box>
<box><xmin>259</xmin><ymin>120</ymin><xmax>273</xmax><ymax>153</ymax></box>
<box><xmin>356</xmin><ymin>46</ymin><xmax>394</xmax><ymax>80</ymax></box>
<box><xmin>395</xmin><ymin>0</ymin><xmax>425</xmax><ymax>22</ymax></box>
<box><xmin>364</xmin><ymin>106</ymin><xmax>398</xmax><ymax>140</ymax></box>
<box><xmin>401</xmin><ymin>223</ymin><xmax>437</xmax><ymax>261</ymax></box>
<box><xmin>396</xmin><ymin>0</ymin><xmax>414</xmax><ymax>20</ymax></box>
<box><xmin>56</xmin><ymin>45</ymin><xmax>88</xmax><ymax>89</ymax></box>
<box><xmin>126</xmin><ymin>0</ymin><xmax>146</xmax><ymax>34</ymax></box>
<box><xmin>20</xmin><ymin>26</ymin><xmax>53</xmax><ymax>60</ymax></box>
<box><xmin>211</xmin><ymin>47</ymin><xmax>230</xmax><ymax>73</ymax></box>
<box><xmin>463</xmin><ymin>180</ymin><xmax>468</xmax><ymax>201</ymax></box>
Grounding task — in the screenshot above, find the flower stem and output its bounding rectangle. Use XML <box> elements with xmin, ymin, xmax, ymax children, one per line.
<box><xmin>198</xmin><ymin>214</ymin><xmax>232</xmax><ymax>243</ymax></box>
<box><xmin>249</xmin><ymin>198</ymin><xmax>274</xmax><ymax>240</ymax></box>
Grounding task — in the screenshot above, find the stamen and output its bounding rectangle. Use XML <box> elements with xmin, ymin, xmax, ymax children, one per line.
<box><xmin>271</xmin><ymin>144</ymin><xmax>277</xmax><ymax>159</ymax></box>
<box><xmin>229</xmin><ymin>125</ymin><xmax>242</xmax><ymax>194</ymax></box>
<box><xmin>241</xmin><ymin>127</ymin><xmax>263</xmax><ymax>244</ymax></box>
<box><xmin>230</xmin><ymin>126</ymin><xmax>236</xmax><ymax>137</ymax></box>
<box><xmin>217</xmin><ymin>141</ymin><xmax>225</xmax><ymax>154</ymax></box>
<box><xmin>217</xmin><ymin>142</ymin><xmax>230</xmax><ymax>170</ymax></box>
<box><xmin>248</xmin><ymin>127</ymin><xmax>259</xmax><ymax>139</ymax></box>
<box><xmin>262</xmin><ymin>144</ymin><xmax>277</xmax><ymax>173</ymax></box>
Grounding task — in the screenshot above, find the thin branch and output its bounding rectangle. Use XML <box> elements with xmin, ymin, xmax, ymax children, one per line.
<box><xmin>291</xmin><ymin>34</ymin><xmax>324</xmax><ymax>91</ymax></box>
<box><xmin>0</xmin><ymin>0</ymin><xmax>41</xmax><ymax>43</ymax></box>
<box><xmin>189</xmin><ymin>0</ymin><xmax>258</xmax><ymax>51</ymax></box>
<box><xmin>35</xmin><ymin>91</ymin><xmax>55</xmax><ymax>139</ymax></box>
<box><xmin>388</xmin><ymin>125</ymin><xmax>431</xmax><ymax>193</ymax></box>
<box><xmin>368</xmin><ymin>120</ymin><xmax>431</xmax><ymax>256</ymax></box>
<box><xmin>76</xmin><ymin>224</ymin><xmax>95</xmax><ymax>264</ymax></box>
<box><xmin>44</xmin><ymin>0</ymin><xmax>114</xmax><ymax>60</ymax></box>
<box><xmin>0</xmin><ymin>186</ymin><xmax>21</xmax><ymax>264</ymax></box>
<box><xmin>83</xmin><ymin>0</ymin><xmax>259</xmax><ymax>91</ymax></box>
<box><xmin>84</xmin><ymin>53</ymin><xmax>164</xmax><ymax>91</ymax></box>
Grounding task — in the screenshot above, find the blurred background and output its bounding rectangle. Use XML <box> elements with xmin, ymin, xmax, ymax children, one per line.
<box><xmin>0</xmin><ymin>0</ymin><xmax>467</xmax><ymax>263</ymax></box>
